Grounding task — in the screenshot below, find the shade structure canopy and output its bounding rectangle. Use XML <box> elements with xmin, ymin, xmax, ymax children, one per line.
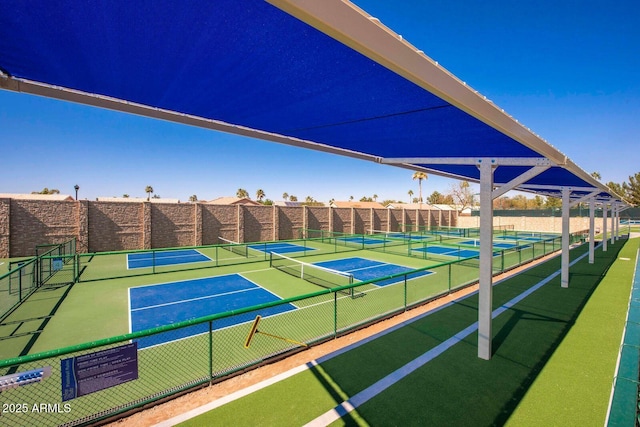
<box><xmin>0</xmin><ymin>0</ymin><xmax>624</xmax><ymax>204</ymax></box>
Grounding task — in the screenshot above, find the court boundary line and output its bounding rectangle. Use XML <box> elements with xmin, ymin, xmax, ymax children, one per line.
<box><xmin>131</xmin><ymin>287</ymin><xmax>262</xmax><ymax>312</ymax></box>
<box><xmin>153</xmin><ymin>247</ymin><xmax>580</xmax><ymax>427</ymax></box>
<box><xmin>126</xmin><ymin>248</ymin><xmax>214</xmax><ymax>270</ymax></box>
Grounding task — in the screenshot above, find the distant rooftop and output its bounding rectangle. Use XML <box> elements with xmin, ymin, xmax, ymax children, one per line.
<box><xmin>96</xmin><ymin>197</ymin><xmax>181</xmax><ymax>203</ymax></box>
<box><xmin>206</xmin><ymin>197</ymin><xmax>262</xmax><ymax>206</ymax></box>
<box><xmin>0</xmin><ymin>193</ymin><xmax>75</xmax><ymax>201</ymax></box>
<box><xmin>330</xmin><ymin>201</ymin><xmax>386</xmax><ymax>209</ymax></box>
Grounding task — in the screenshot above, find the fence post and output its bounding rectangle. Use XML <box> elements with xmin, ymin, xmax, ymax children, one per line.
<box><xmin>334</xmin><ymin>292</ymin><xmax>338</xmax><ymax>338</ymax></box>
<box><xmin>209</xmin><ymin>320</ymin><xmax>214</xmax><ymax>381</ymax></box>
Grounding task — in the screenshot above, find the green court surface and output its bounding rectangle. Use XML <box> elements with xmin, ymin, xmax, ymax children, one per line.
<box><xmin>0</xmin><ymin>242</ymin><xmax>460</xmax><ymax>360</ymax></box>
<box><xmin>172</xmin><ymin>238</ymin><xmax>638</xmax><ymax>427</ymax></box>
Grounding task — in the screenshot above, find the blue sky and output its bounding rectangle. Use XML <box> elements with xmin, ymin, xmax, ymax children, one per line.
<box><xmin>0</xmin><ymin>1</ymin><xmax>638</xmax><ymax>202</ymax></box>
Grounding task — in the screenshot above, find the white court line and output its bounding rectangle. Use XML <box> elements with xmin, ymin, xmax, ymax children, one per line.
<box><xmin>131</xmin><ymin>287</ymin><xmax>261</xmax><ymax>312</ymax></box>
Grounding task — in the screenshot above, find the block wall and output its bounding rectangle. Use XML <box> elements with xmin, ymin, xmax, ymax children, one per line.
<box><xmin>7</xmin><ymin>200</ymin><xmax>583</xmax><ymax>257</ymax></box>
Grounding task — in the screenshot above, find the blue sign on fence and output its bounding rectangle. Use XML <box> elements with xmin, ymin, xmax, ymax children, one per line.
<box><xmin>61</xmin><ymin>342</ymin><xmax>138</xmax><ymax>401</ymax></box>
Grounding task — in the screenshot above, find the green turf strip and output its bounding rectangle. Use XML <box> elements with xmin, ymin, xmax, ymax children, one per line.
<box><xmin>177</xmin><ymin>240</ymin><xmax>634</xmax><ymax>427</ymax></box>
<box><xmin>506</xmin><ymin>237</ymin><xmax>639</xmax><ymax>427</ymax></box>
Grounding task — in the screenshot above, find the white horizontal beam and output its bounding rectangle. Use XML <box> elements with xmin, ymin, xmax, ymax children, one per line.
<box><xmin>381</xmin><ymin>157</ymin><xmax>551</xmax><ymax>166</ymax></box>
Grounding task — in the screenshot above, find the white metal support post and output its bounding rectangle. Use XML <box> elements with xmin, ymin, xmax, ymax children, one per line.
<box><xmin>602</xmin><ymin>203</ymin><xmax>608</xmax><ymax>252</ymax></box>
<box><xmin>589</xmin><ymin>197</ymin><xmax>595</xmax><ymax>264</ymax></box>
<box><xmin>610</xmin><ymin>204</ymin><xmax>615</xmax><ymax>245</ymax></box>
<box><xmin>615</xmin><ymin>203</ymin><xmax>620</xmax><ymax>241</ymax></box>
<box><xmin>381</xmin><ymin>156</ymin><xmax>551</xmax><ymax>361</ymax></box>
<box><xmin>477</xmin><ymin>159</ymin><xmax>496</xmax><ymax>360</ymax></box>
<box><xmin>561</xmin><ymin>187</ymin><xmax>571</xmax><ymax>288</ymax></box>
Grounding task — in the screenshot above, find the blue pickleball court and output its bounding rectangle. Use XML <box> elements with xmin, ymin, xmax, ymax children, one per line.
<box><xmin>127</xmin><ymin>249</ymin><xmax>212</xmax><ymax>269</ymax></box>
<box><xmin>129</xmin><ymin>274</ymin><xmax>296</xmax><ymax>348</ymax></box>
<box><xmin>248</xmin><ymin>242</ymin><xmax>316</xmax><ymax>254</ymax></box>
<box><xmin>313</xmin><ymin>257</ymin><xmax>433</xmax><ymax>287</ymax></box>
<box><xmin>412</xmin><ymin>245</ymin><xmax>481</xmax><ymax>259</ymax></box>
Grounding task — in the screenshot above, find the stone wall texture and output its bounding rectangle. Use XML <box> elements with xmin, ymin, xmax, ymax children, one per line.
<box><xmin>2</xmin><ymin>199</ymin><xmax>618</xmax><ymax>258</ymax></box>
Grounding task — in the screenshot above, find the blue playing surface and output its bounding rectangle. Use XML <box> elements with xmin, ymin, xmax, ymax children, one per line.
<box><xmin>129</xmin><ymin>274</ymin><xmax>295</xmax><ymax>348</ymax></box>
<box><xmin>457</xmin><ymin>240</ymin><xmax>517</xmax><ymax>249</ymax></box>
<box><xmin>495</xmin><ymin>235</ymin><xmax>543</xmax><ymax>242</ymax></box>
<box><xmin>336</xmin><ymin>237</ymin><xmax>389</xmax><ymax>245</ymax></box>
<box><xmin>412</xmin><ymin>245</ymin><xmax>481</xmax><ymax>258</ymax></box>
<box><xmin>314</xmin><ymin>257</ymin><xmax>432</xmax><ymax>287</ymax></box>
<box><xmin>248</xmin><ymin>242</ymin><xmax>315</xmax><ymax>254</ymax></box>
<box><xmin>127</xmin><ymin>249</ymin><xmax>212</xmax><ymax>269</ymax></box>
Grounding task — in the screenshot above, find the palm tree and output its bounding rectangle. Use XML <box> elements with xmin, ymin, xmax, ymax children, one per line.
<box><xmin>145</xmin><ymin>186</ymin><xmax>154</xmax><ymax>201</ymax></box>
<box><xmin>189</xmin><ymin>195</ymin><xmax>198</xmax><ymax>202</ymax></box>
<box><xmin>282</xmin><ymin>192</ymin><xmax>289</xmax><ymax>201</ymax></box>
<box><xmin>408</xmin><ymin>189</ymin><xmax>414</xmax><ymax>203</ymax></box>
<box><xmin>373</xmin><ymin>194</ymin><xmax>378</xmax><ymax>202</ymax></box>
<box><xmin>349</xmin><ymin>195</ymin><xmax>354</xmax><ymax>202</ymax></box>
<box><xmin>236</xmin><ymin>188</ymin><xmax>249</xmax><ymax>199</ymax></box>
<box><xmin>289</xmin><ymin>195</ymin><xmax>298</xmax><ymax>202</ymax></box>
<box><xmin>256</xmin><ymin>189</ymin><xmax>265</xmax><ymax>202</ymax></box>
<box><xmin>591</xmin><ymin>171</ymin><xmax>602</xmax><ymax>180</ymax></box>
<box><xmin>412</xmin><ymin>171</ymin><xmax>428</xmax><ymax>207</ymax></box>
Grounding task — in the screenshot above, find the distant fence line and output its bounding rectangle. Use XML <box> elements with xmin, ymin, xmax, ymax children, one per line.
<box><xmin>0</xmin><ymin>199</ymin><xmax>456</xmax><ymax>258</ymax></box>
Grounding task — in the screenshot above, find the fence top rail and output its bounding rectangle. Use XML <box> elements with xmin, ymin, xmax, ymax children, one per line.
<box><xmin>0</xmin><ymin>256</ymin><xmax>38</xmax><ymax>280</ymax></box>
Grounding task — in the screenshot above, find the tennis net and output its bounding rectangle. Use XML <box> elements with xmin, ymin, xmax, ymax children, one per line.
<box><xmin>218</xmin><ymin>236</ymin><xmax>248</xmax><ymax>257</ymax></box>
<box><xmin>270</xmin><ymin>252</ymin><xmax>358</xmax><ymax>297</ymax></box>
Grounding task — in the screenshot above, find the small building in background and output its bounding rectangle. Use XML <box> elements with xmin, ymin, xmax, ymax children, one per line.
<box><xmin>206</xmin><ymin>197</ymin><xmax>262</xmax><ymax>206</ymax></box>
<box><xmin>0</xmin><ymin>193</ymin><xmax>75</xmax><ymax>201</ymax></box>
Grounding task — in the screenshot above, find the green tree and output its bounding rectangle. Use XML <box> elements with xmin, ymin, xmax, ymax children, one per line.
<box><xmin>256</xmin><ymin>189</ymin><xmax>265</xmax><ymax>202</ymax></box>
<box><xmin>427</xmin><ymin>191</ymin><xmax>444</xmax><ymax>204</ymax></box>
<box><xmin>412</xmin><ymin>171</ymin><xmax>428</xmax><ymax>207</ymax></box>
<box><xmin>122</xmin><ymin>194</ymin><xmax>130</xmax><ymax>198</ymax></box>
<box><xmin>373</xmin><ymin>194</ymin><xmax>378</xmax><ymax>201</ymax></box>
<box><xmin>189</xmin><ymin>195</ymin><xmax>198</xmax><ymax>202</ymax></box>
<box><xmin>511</xmin><ymin>194</ymin><xmax>528</xmax><ymax>209</ymax></box>
<box><xmin>623</xmin><ymin>172</ymin><xmax>640</xmax><ymax>206</ymax></box>
<box><xmin>606</xmin><ymin>181</ymin><xmax>625</xmax><ymax>199</ymax></box>
<box><xmin>236</xmin><ymin>188</ymin><xmax>249</xmax><ymax>199</ymax></box>
<box><xmin>282</xmin><ymin>192</ymin><xmax>289</xmax><ymax>201</ymax></box>
<box><xmin>32</xmin><ymin>187</ymin><xmax>60</xmax><ymax>195</ymax></box>
<box><xmin>145</xmin><ymin>186</ymin><xmax>154</xmax><ymax>201</ymax></box>
<box><xmin>349</xmin><ymin>195</ymin><xmax>354</xmax><ymax>202</ymax></box>
<box><xmin>360</xmin><ymin>196</ymin><xmax>373</xmax><ymax>202</ymax></box>
<box><xmin>545</xmin><ymin>197</ymin><xmax>562</xmax><ymax>209</ymax></box>
<box><xmin>533</xmin><ymin>195</ymin><xmax>545</xmax><ymax>208</ymax></box>
<box><xmin>408</xmin><ymin>190</ymin><xmax>414</xmax><ymax>203</ymax></box>
<box><xmin>289</xmin><ymin>195</ymin><xmax>298</xmax><ymax>202</ymax></box>
<box><xmin>591</xmin><ymin>171</ymin><xmax>601</xmax><ymax>180</ymax></box>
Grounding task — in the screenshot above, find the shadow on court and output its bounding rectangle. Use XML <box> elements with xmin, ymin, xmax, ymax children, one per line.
<box><xmin>0</xmin><ymin>282</ymin><xmax>75</xmax><ymax>361</ymax></box>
